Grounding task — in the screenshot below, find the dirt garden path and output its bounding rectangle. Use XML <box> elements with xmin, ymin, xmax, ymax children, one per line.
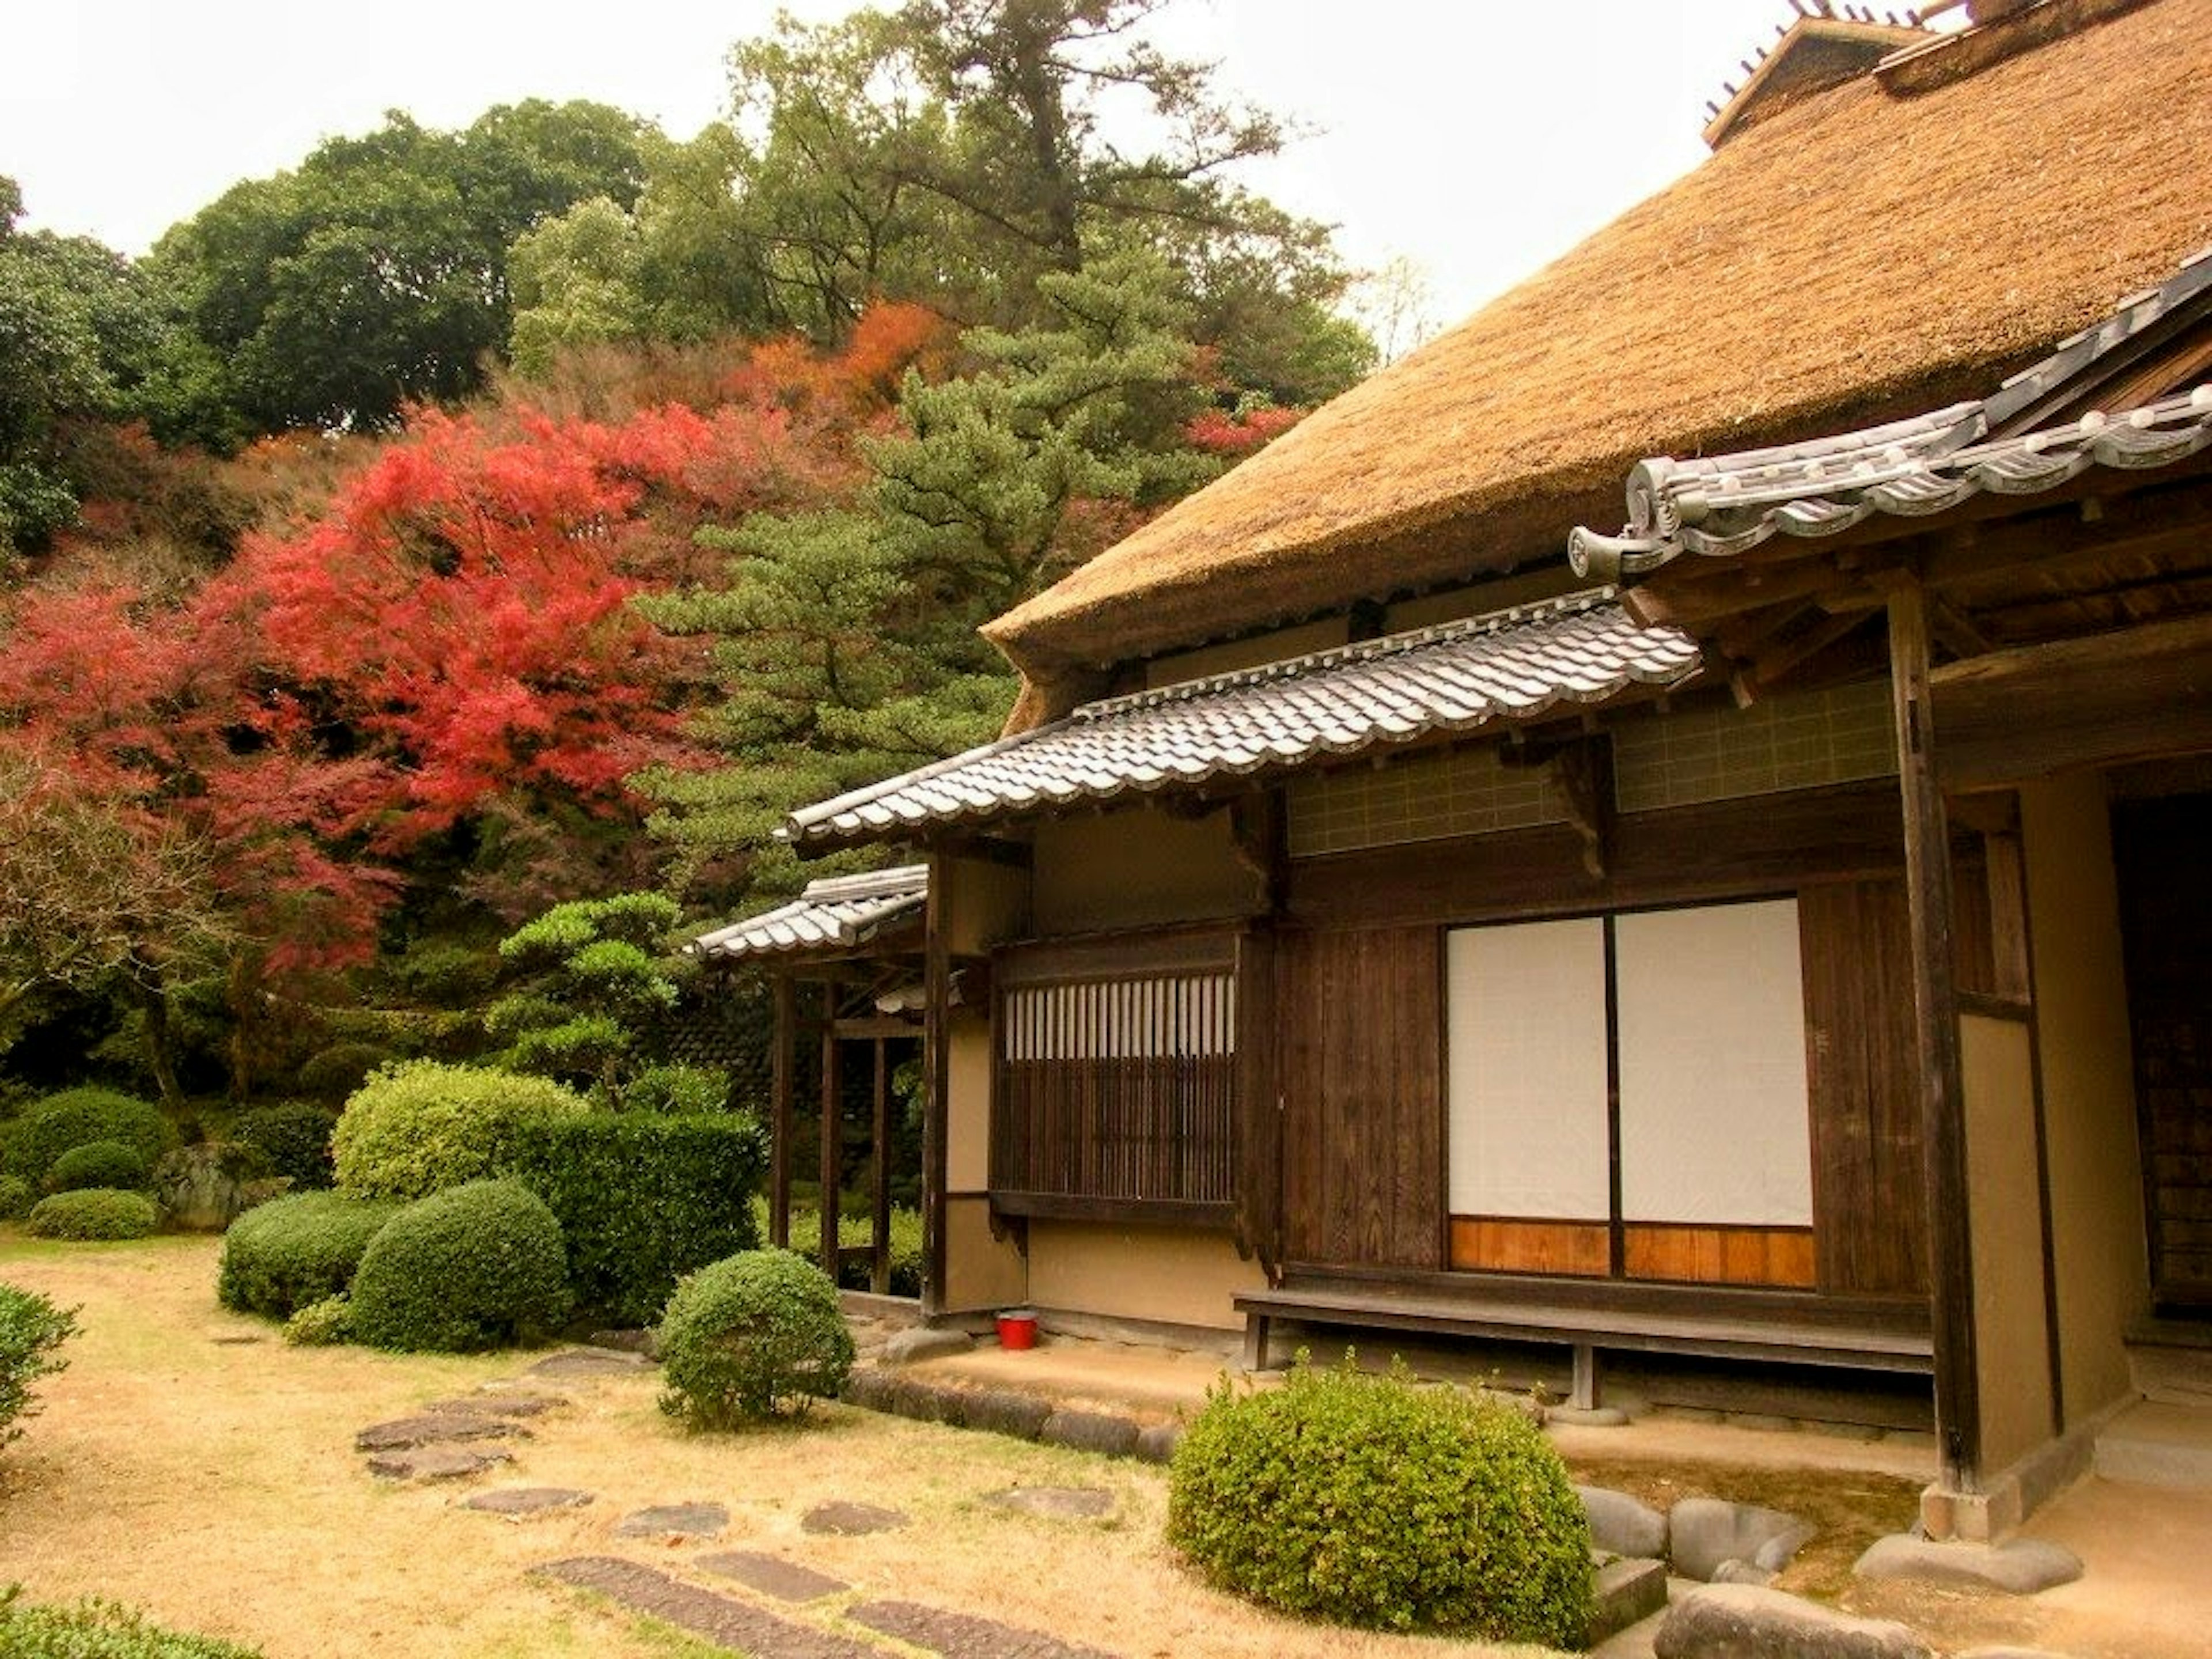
<box><xmin>0</xmin><ymin>1234</ymin><xmax>1559</xmax><ymax>1659</ymax></box>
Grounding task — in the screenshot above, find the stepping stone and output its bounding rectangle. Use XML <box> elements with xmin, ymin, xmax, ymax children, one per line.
<box><xmin>1579</xmin><ymin>1484</ymin><xmax>1669</xmax><ymax>1560</ymax></box>
<box><xmin>985</xmin><ymin>1486</ymin><xmax>1113</xmax><ymax>1520</ymax></box>
<box><xmin>207</xmin><ymin>1330</ymin><xmax>264</xmax><ymax>1345</ymax></box>
<box><xmin>366</xmin><ymin>1445</ymin><xmax>513</xmax><ymax>1482</ymax></box>
<box><xmin>429</xmin><ymin>1391</ymin><xmax>565</xmax><ymax>1419</ymax></box>
<box><xmin>463</xmin><ymin>1486</ymin><xmax>595</xmax><ymax>1517</ymax></box>
<box><xmin>614</xmin><ymin>1502</ymin><xmax>729</xmax><ymax>1541</ymax></box>
<box><xmin>1854</xmin><ymin>1534</ymin><xmax>2084</xmax><ymax>1594</ymax></box>
<box><xmin>529</xmin><ymin>1347</ymin><xmax>651</xmax><ymax>1378</ymax></box>
<box><xmin>536</xmin><ymin>1556</ymin><xmax>881</xmax><ymax>1659</ymax></box>
<box><xmin>355</xmin><ymin>1414</ymin><xmax>524</xmax><ymax>1452</ymax></box>
<box><xmin>1668</xmin><ymin>1497</ymin><xmax>1815</xmax><ymax>1581</ymax></box>
<box><xmin>696</xmin><ymin>1550</ymin><xmax>850</xmax><ymax>1602</ymax></box>
<box><xmin>882</xmin><ymin>1327</ymin><xmax>974</xmax><ymax>1365</ymax></box>
<box><xmin>849</xmin><ymin>1599</ymin><xmax>1118</xmax><ymax>1659</ymax></box>
<box><xmin>1589</xmin><ymin>1556</ymin><xmax>1669</xmax><ymax>1645</ymax></box>
<box><xmin>802</xmin><ymin>1500</ymin><xmax>907</xmax><ymax>1536</ymax></box>
<box><xmin>587</xmin><ymin>1328</ymin><xmax>656</xmax><ymax>1355</ymax></box>
<box><xmin>1655</xmin><ymin>1583</ymin><xmax>1930</xmax><ymax>1659</ymax></box>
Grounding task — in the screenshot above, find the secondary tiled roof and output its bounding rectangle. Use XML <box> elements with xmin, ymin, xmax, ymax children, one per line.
<box><xmin>690</xmin><ymin>866</ymin><xmax>929</xmax><ymax>961</ymax></box>
<box><xmin>785</xmin><ymin>591</ymin><xmax>1701</xmax><ymax>849</ymax></box>
<box><xmin>1568</xmin><ymin>381</ymin><xmax>2212</xmax><ymax>578</ymax></box>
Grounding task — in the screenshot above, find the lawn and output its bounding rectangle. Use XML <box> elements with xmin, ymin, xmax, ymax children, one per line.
<box><xmin>0</xmin><ymin>1233</ymin><xmax>1566</xmax><ymax>1659</ymax></box>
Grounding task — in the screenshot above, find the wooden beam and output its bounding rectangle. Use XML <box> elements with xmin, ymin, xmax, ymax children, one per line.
<box><xmin>1745</xmin><ymin>611</ymin><xmax>1871</xmax><ymax>693</ymax></box>
<box><xmin>921</xmin><ymin>854</ymin><xmax>952</xmax><ymax>1317</ymax></box>
<box><xmin>1552</xmin><ymin>738</ymin><xmax>1615</xmax><ymax>880</ymax></box>
<box><xmin>1888</xmin><ymin>582</ymin><xmax>1983</xmax><ymax>1493</ymax></box>
<box><xmin>770</xmin><ymin>975</ymin><xmax>795</xmax><ymax>1250</ymax></box>
<box><xmin>871</xmin><ymin>1036</ymin><xmax>892</xmax><ymax>1296</ymax></box>
<box><xmin>820</xmin><ymin>998</ymin><xmax>842</xmax><ymax>1282</ymax></box>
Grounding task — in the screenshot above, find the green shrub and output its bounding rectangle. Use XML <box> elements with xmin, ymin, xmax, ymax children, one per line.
<box><xmin>508</xmin><ymin>1113</ymin><xmax>766</xmax><ymax>1326</ymax></box>
<box><xmin>1</xmin><ymin>1281</ymin><xmax>78</xmax><ymax>1449</ymax></box>
<box><xmin>230</xmin><ymin>1104</ymin><xmax>338</xmax><ymax>1190</ymax></box>
<box><xmin>764</xmin><ymin>1200</ymin><xmax>926</xmax><ymax>1299</ymax></box>
<box><xmin>0</xmin><ymin>1176</ymin><xmax>33</xmax><ymax>1220</ymax></box>
<box><xmin>293</xmin><ymin>1041</ymin><xmax>395</xmax><ymax>1105</ymax></box>
<box><xmin>0</xmin><ymin>1593</ymin><xmax>264</xmax><ymax>1657</ymax></box>
<box><xmin>43</xmin><ymin>1139</ymin><xmax>151</xmax><ymax>1195</ymax></box>
<box><xmin>622</xmin><ymin>1063</ymin><xmax>731</xmax><ymax>1115</ymax></box>
<box><xmin>217</xmin><ymin>1191</ymin><xmax>402</xmax><ymax>1320</ymax></box>
<box><xmin>1167</xmin><ymin>1361</ymin><xmax>1592</xmax><ymax>1645</ymax></box>
<box><xmin>331</xmin><ymin>1062</ymin><xmax>587</xmax><ymax>1200</ymax></box>
<box><xmin>347</xmin><ymin>1179</ymin><xmax>570</xmax><ymax>1353</ymax></box>
<box><xmin>25</xmin><ymin>1190</ymin><xmax>160</xmax><ymax>1241</ymax></box>
<box><xmin>282</xmin><ymin>1295</ymin><xmax>353</xmax><ymax>1347</ymax></box>
<box><xmin>3</xmin><ymin>1088</ymin><xmax>176</xmax><ymax>1187</ymax></box>
<box><xmin>657</xmin><ymin>1249</ymin><xmax>854</xmax><ymax>1427</ymax></box>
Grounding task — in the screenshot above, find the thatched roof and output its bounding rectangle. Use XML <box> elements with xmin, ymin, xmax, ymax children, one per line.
<box><xmin>985</xmin><ymin>0</ymin><xmax>2212</xmax><ymax>702</ymax></box>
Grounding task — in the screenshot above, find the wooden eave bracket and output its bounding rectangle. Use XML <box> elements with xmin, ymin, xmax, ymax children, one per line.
<box><xmin>1551</xmin><ymin>738</ymin><xmax>1616</xmax><ymax>880</ymax></box>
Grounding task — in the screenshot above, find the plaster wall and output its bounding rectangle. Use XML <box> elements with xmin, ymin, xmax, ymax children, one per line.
<box><xmin>1032</xmin><ymin>806</ymin><xmax>1263</xmax><ymax>936</ymax></box>
<box><xmin>1961</xmin><ymin>1012</ymin><xmax>2055</xmax><ymax>1472</ymax></box>
<box><xmin>946</xmin><ymin>1014</ymin><xmax>994</xmax><ymax>1194</ymax></box>
<box><xmin>1025</xmin><ymin>1222</ymin><xmax>1262</xmax><ymax>1331</ymax></box>
<box><xmin>2020</xmin><ymin>773</ymin><xmax>2147</xmax><ymax>1427</ymax></box>
<box><xmin>940</xmin><ymin>1195</ymin><xmax>1027</xmax><ymax>1313</ymax></box>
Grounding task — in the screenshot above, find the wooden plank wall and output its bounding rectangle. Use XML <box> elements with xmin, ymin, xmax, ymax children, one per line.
<box><xmin>1278</xmin><ymin>926</ymin><xmax>1444</xmax><ymax>1270</ymax></box>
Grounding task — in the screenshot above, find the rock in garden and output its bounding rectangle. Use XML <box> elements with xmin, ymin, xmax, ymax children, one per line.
<box><xmin>1854</xmin><ymin>1534</ymin><xmax>2084</xmax><ymax>1593</ymax></box>
<box><xmin>840</xmin><ymin>1368</ymin><xmax>899</xmax><ymax>1412</ymax></box>
<box><xmin>354</xmin><ymin>1414</ymin><xmax>523</xmax><ymax>1452</ymax></box>
<box><xmin>1135</xmin><ymin>1422</ymin><xmax>1184</xmax><ymax>1464</ymax></box>
<box><xmin>613</xmin><ymin>1502</ymin><xmax>729</xmax><ymax>1541</ymax></box>
<box><xmin>429</xmin><ymin>1391</ymin><xmax>566</xmax><ymax>1419</ymax></box>
<box><xmin>881</xmin><ymin>1326</ymin><xmax>975</xmax><ymax>1365</ymax></box>
<box><xmin>1656</xmin><ymin>1583</ymin><xmax>1930</xmax><ymax>1659</ymax></box>
<box><xmin>1589</xmin><ymin>1555</ymin><xmax>1669</xmax><ymax>1645</ymax></box>
<box><xmin>1668</xmin><ymin>1496</ymin><xmax>1815</xmax><ymax>1581</ymax></box>
<box><xmin>802</xmin><ymin>1500</ymin><xmax>908</xmax><ymax>1536</ymax></box>
<box><xmin>696</xmin><ymin>1551</ymin><xmax>851</xmax><ymax>1603</ymax></box>
<box><xmin>1040</xmin><ymin>1408</ymin><xmax>1140</xmax><ymax>1457</ymax></box>
<box><xmin>463</xmin><ymin>1486</ymin><xmax>594</xmax><ymax>1517</ymax></box>
<box><xmin>529</xmin><ymin>1347</ymin><xmax>652</xmax><ymax>1378</ymax></box>
<box><xmin>960</xmin><ymin>1387</ymin><xmax>1054</xmax><ymax>1441</ymax></box>
<box><xmin>1579</xmin><ymin>1484</ymin><xmax>1669</xmax><ymax>1560</ymax></box>
<box><xmin>984</xmin><ymin>1486</ymin><xmax>1114</xmax><ymax>1520</ymax></box>
<box><xmin>365</xmin><ymin>1445</ymin><xmax>513</xmax><ymax>1482</ymax></box>
<box><xmin>153</xmin><ymin>1143</ymin><xmax>279</xmax><ymax>1231</ymax></box>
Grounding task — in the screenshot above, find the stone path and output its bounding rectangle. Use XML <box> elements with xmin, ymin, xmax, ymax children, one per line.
<box><xmin>464</xmin><ymin>1486</ymin><xmax>594</xmax><ymax>1517</ymax></box>
<box><xmin>849</xmin><ymin>1600</ymin><xmax>1116</xmax><ymax>1659</ymax></box>
<box><xmin>801</xmin><ymin>1500</ymin><xmax>907</xmax><ymax>1536</ymax></box>
<box><xmin>696</xmin><ymin>1551</ymin><xmax>851</xmax><ymax>1603</ymax></box>
<box><xmin>535</xmin><ymin>1557</ymin><xmax>884</xmax><ymax>1659</ymax></box>
<box><xmin>614</xmin><ymin>1502</ymin><xmax>729</xmax><ymax>1542</ymax></box>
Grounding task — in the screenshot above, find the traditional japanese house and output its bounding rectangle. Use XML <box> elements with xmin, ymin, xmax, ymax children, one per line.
<box><xmin>778</xmin><ymin>0</ymin><xmax>2212</xmax><ymax>1535</ymax></box>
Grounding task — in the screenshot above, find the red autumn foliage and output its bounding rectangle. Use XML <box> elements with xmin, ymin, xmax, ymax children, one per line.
<box><xmin>1183</xmin><ymin>403</ymin><xmax>1305</xmax><ymax>456</ymax></box>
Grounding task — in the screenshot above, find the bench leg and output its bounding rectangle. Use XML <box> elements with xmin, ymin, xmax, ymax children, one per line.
<box><xmin>1570</xmin><ymin>1343</ymin><xmax>1600</xmax><ymax>1412</ymax></box>
<box><xmin>1242</xmin><ymin>1312</ymin><xmax>1272</xmax><ymax>1373</ymax></box>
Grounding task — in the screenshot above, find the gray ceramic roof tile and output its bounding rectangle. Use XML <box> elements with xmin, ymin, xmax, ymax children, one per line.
<box><xmin>689</xmin><ymin>865</ymin><xmax>928</xmax><ymax>963</ymax></box>
<box><xmin>785</xmin><ymin>590</ymin><xmax>1700</xmax><ymax>849</ymax></box>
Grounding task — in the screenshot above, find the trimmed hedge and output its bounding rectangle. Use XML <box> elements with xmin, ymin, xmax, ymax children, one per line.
<box><xmin>25</xmin><ymin>1189</ymin><xmax>160</xmax><ymax>1241</ymax></box>
<box><xmin>1168</xmin><ymin>1361</ymin><xmax>1593</xmax><ymax>1645</ymax></box>
<box><xmin>347</xmin><ymin>1179</ymin><xmax>570</xmax><ymax>1353</ymax></box>
<box><xmin>332</xmin><ymin>1062</ymin><xmax>587</xmax><ymax>1200</ymax></box>
<box><xmin>658</xmin><ymin>1249</ymin><xmax>854</xmax><ymax>1427</ymax></box>
<box><xmin>217</xmin><ymin>1191</ymin><xmax>402</xmax><ymax>1320</ymax></box>
<box><xmin>43</xmin><ymin>1139</ymin><xmax>150</xmax><ymax>1195</ymax></box>
<box><xmin>0</xmin><ymin>1595</ymin><xmax>264</xmax><ymax>1657</ymax></box>
<box><xmin>230</xmin><ymin>1104</ymin><xmax>338</xmax><ymax>1190</ymax></box>
<box><xmin>2</xmin><ymin>1280</ymin><xmax>78</xmax><ymax>1449</ymax></box>
<box><xmin>3</xmin><ymin>1088</ymin><xmax>176</xmax><ymax>1187</ymax></box>
<box><xmin>508</xmin><ymin>1113</ymin><xmax>766</xmax><ymax>1326</ymax></box>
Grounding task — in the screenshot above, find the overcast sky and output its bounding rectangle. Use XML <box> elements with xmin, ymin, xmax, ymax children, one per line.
<box><xmin>4</xmin><ymin>1</ymin><xmax>1880</xmax><ymax>325</ymax></box>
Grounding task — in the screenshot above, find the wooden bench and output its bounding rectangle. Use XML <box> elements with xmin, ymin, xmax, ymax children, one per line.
<box><xmin>1233</xmin><ymin>1279</ymin><xmax>1934</xmax><ymax>1412</ymax></box>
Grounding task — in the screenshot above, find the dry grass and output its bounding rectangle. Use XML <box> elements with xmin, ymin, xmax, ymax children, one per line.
<box><xmin>1</xmin><ymin>1233</ymin><xmax>1566</xmax><ymax>1659</ymax></box>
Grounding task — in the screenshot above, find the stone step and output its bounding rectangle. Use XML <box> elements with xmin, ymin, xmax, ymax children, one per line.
<box><xmin>2094</xmin><ymin>1400</ymin><xmax>2212</xmax><ymax>1490</ymax></box>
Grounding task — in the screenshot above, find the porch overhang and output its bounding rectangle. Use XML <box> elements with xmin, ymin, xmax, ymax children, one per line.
<box><xmin>688</xmin><ymin>865</ymin><xmax>929</xmax><ymax>964</ymax></box>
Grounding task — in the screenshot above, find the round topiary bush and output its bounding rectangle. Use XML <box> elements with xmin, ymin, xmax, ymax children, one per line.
<box><xmin>217</xmin><ymin>1191</ymin><xmax>402</xmax><ymax>1320</ymax></box>
<box><xmin>25</xmin><ymin>1188</ymin><xmax>161</xmax><ymax>1242</ymax></box>
<box><xmin>42</xmin><ymin>1139</ymin><xmax>151</xmax><ymax>1195</ymax></box>
<box><xmin>282</xmin><ymin>1294</ymin><xmax>353</xmax><ymax>1347</ymax></box>
<box><xmin>657</xmin><ymin>1249</ymin><xmax>855</xmax><ymax>1428</ymax></box>
<box><xmin>347</xmin><ymin>1179</ymin><xmax>571</xmax><ymax>1353</ymax></box>
<box><xmin>230</xmin><ymin>1103</ymin><xmax>339</xmax><ymax>1190</ymax></box>
<box><xmin>0</xmin><ymin>1175</ymin><xmax>35</xmax><ymax>1220</ymax></box>
<box><xmin>331</xmin><ymin>1062</ymin><xmax>588</xmax><ymax>1200</ymax></box>
<box><xmin>1167</xmin><ymin>1360</ymin><xmax>1593</xmax><ymax>1645</ymax></box>
<box><xmin>3</xmin><ymin>1087</ymin><xmax>176</xmax><ymax>1188</ymax></box>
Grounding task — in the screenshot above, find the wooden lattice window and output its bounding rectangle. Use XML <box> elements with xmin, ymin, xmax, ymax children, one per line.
<box><xmin>991</xmin><ymin>929</ymin><xmax>1240</xmax><ymax>1225</ymax></box>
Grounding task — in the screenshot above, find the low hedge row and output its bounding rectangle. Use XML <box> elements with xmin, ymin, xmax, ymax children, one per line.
<box><xmin>347</xmin><ymin>1179</ymin><xmax>570</xmax><ymax>1353</ymax></box>
<box><xmin>25</xmin><ymin>1190</ymin><xmax>158</xmax><ymax>1241</ymax></box>
<box><xmin>3</xmin><ymin>1088</ymin><xmax>176</xmax><ymax>1188</ymax></box>
<box><xmin>217</xmin><ymin>1192</ymin><xmax>403</xmax><ymax>1319</ymax></box>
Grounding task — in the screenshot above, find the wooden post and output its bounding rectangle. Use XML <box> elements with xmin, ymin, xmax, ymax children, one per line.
<box><xmin>819</xmin><ymin>987</ymin><xmax>842</xmax><ymax>1281</ymax></box>
<box><xmin>770</xmin><ymin>974</ymin><xmax>794</xmax><ymax>1249</ymax></box>
<box><xmin>871</xmin><ymin>1035</ymin><xmax>892</xmax><ymax>1295</ymax></box>
<box><xmin>922</xmin><ymin>854</ymin><xmax>951</xmax><ymax>1318</ymax></box>
<box><xmin>1888</xmin><ymin>581</ymin><xmax>1983</xmax><ymax>1493</ymax></box>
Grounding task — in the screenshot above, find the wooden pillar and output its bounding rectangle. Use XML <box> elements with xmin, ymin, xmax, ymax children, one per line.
<box><xmin>1888</xmin><ymin>582</ymin><xmax>1983</xmax><ymax>1493</ymax></box>
<box><xmin>819</xmin><ymin>986</ymin><xmax>842</xmax><ymax>1280</ymax></box>
<box><xmin>770</xmin><ymin>974</ymin><xmax>795</xmax><ymax>1250</ymax></box>
<box><xmin>922</xmin><ymin>854</ymin><xmax>950</xmax><ymax>1317</ymax></box>
<box><xmin>871</xmin><ymin>1035</ymin><xmax>892</xmax><ymax>1295</ymax></box>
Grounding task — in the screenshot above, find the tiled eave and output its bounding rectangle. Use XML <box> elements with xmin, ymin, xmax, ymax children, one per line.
<box><xmin>783</xmin><ymin>590</ymin><xmax>1703</xmax><ymax>850</ymax></box>
<box><xmin>689</xmin><ymin>865</ymin><xmax>929</xmax><ymax>962</ymax></box>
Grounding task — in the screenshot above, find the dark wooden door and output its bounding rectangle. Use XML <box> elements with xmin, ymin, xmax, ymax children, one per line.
<box><xmin>1277</xmin><ymin>926</ymin><xmax>1444</xmax><ymax>1270</ymax></box>
<box><xmin>2114</xmin><ymin>793</ymin><xmax>2212</xmax><ymax>1310</ymax></box>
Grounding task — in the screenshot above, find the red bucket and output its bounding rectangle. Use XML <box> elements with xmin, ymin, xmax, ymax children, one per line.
<box><xmin>995</xmin><ymin>1308</ymin><xmax>1039</xmax><ymax>1350</ymax></box>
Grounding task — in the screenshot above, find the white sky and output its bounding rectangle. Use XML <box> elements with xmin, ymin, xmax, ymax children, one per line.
<box><xmin>3</xmin><ymin>0</ymin><xmax>1857</xmax><ymax>324</ymax></box>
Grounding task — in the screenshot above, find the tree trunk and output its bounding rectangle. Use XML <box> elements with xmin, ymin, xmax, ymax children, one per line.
<box><xmin>132</xmin><ymin>969</ymin><xmax>185</xmax><ymax>1109</ymax></box>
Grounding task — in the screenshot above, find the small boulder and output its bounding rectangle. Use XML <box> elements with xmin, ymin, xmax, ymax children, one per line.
<box><xmin>365</xmin><ymin>1445</ymin><xmax>512</xmax><ymax>1482</ymax></box>
<box><xmin>354</xmin><ymin>1415</ymin><xmax>522</xmax><ymax>1452</ymax></box>
<box><xmin>1669</xmin><ymin>1496</ymin><xmax>1815</xmax><ymax>1581</ymax></box>
<box><xmin>1854</xmin><ymin>1534</ymin><xmax>2084</xmax><ymax>1594</ymax></box>
<box><xmin>1135</xmin><ymin>1422</ymin><xmax>1185</xmax><ymax>1464</ymax></box>
<box><xmin>613</xmin><ymin>1502</ymin><xmax>728</xmax><ymax>1541</ymax></box>
<box><xmin>1040</xmin><ymin>1408</ymin><xmax>1140</xmax><ymax>1458</ymax></box>
<box><xmin>1656</xmin><ymin>1583</ymin><xmax>1931</xmax><ymax>1659</ymax></box>
<box><xmin>1580</xmin><ymin>1484</ymin><xmax>1669</xmax><ymax>1560</ymax></box>
<box><xmin>963</xmin><ymin>1388</ymin><xmax>1054</xmax><ymax>1441</ymax></box>
<box><xmin>985</xmin><ymin>1486</ymin><xmax>1114</xmax><ymax>1520</ymax></box>
<box><xmin>802</xmin><ymin>1500</ymin><xmax>908</xmax><ymax>1536</ymax></box>
<box><xmin>882</xmin><ymin>1327</ymin><xmax>975</xmax><ymax>1365</ymax></box>
<box><xmin>463</xmin><ymin>1486</ymin><xmax>594</xmax><ymax>1517</ymax></box>
<box><xmin>153</xmin><ymin>1143</ymin><xmax>280</xmax><ymax>1231</ymax></box>
<box><xmin>1590</xmin><ymin>1555</ymin><xmax>1669</xmax><ymax>1644</ymax></box>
